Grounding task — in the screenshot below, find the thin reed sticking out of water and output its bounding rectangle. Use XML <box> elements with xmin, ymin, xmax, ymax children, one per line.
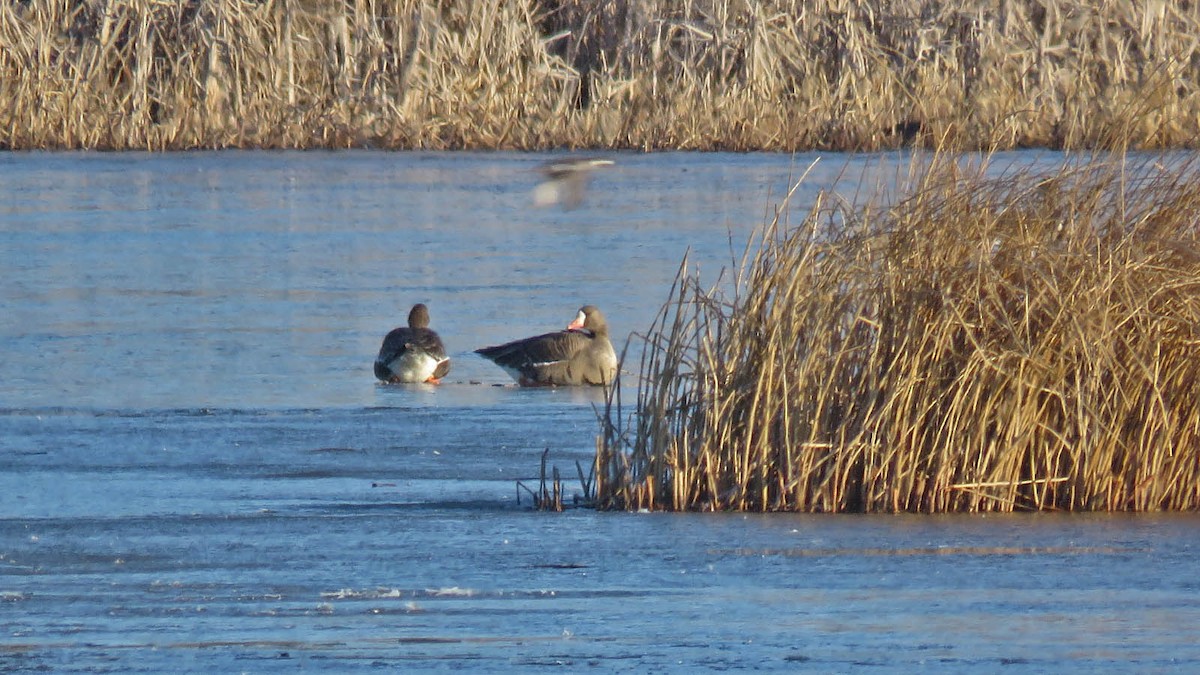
<box><xmin>597</xmin><ymin>152</ymin><xmax>1200</xmax><ymax>512</ymax></box>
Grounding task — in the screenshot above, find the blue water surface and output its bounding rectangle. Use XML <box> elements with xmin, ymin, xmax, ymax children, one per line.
<box><xmin>1</xmin><ymin>151</ymin><xmax>1197</xmax><ymax>672</ymax></box>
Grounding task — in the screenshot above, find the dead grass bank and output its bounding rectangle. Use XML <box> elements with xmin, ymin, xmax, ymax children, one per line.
<box><xmin>4</xmin><ymin>1</ymin><xmax>1200</xmax><ymax>150</ymax></box>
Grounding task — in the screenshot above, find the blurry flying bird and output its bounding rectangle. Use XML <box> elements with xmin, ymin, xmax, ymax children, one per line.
<box><xmin>532</xmin><ymin>158</ymin><xmax>614</xmax><ymax>209</ymax></box>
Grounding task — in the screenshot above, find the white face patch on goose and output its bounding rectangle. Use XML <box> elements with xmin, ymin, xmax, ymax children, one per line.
<box><xmin>568</xmin><ymin>310</ymin><xmax>587</xmax><ymax>331</ymax></box>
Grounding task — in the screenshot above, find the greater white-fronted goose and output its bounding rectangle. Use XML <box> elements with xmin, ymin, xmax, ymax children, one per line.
<box><xmin>475</xmin><ymin>305</ymin><xmax>618</xmax><ymax>386</ymax></box>
<box><xmin>532</xmin><ymin>158</ymin><xmax>614</xmax><ymax>209</ymax></box>
<box><xmin>374</xmin><ymin>303</ymin><xmax>451</xmax><ymax>384</ymax></box>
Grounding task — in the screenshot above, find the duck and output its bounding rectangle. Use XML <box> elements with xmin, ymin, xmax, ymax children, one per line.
<box><xmin>475</xmin><ymin>305</ymin><xmax>618</xmax><ymax>386</ymax></box>
<box><xmin>374</xmin><ymin>303</ymin><xmax>451</xmax><ymax>384</ymax></box>
<box><xmin>532</xmin><ymin>158</ymin><xmax>614</xmax><ymax>209</ymax></box>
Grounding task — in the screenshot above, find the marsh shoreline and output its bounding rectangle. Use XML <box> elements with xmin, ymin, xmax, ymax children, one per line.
<box><xmin>4</xmin><ymin>1</ymin><xmax>1200</xmax><ymax>151</ymax></box>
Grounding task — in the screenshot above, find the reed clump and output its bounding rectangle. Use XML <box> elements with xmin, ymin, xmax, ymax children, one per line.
<box><xmin>5</xmin><ymin>1</ymin><xmax>1200</xmax><ymax>150</ymax></box>
<box><xmin>598</xmin><ymin>153</ymin><xmax>1200</xmax><ymax>512</ymax></box>
<box><xmin>0</xmin><ymin>0</ymin><xmax>574</xmax><ymax>149</ymax></box>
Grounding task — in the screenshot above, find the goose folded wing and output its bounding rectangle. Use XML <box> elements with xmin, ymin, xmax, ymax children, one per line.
<box><xmin>406</xmin><ymin>328</ymin><xmax>448</xmax><ymax>359</ymax></box>
<box><xmin>479</xmin><ymin>330</ymin><xmax>590</xmax><ymax>368</ymax></box>
<box><xmin>376</xmin><ymin>327</ymin><xmax>413</xmax><ymax>364</ymax></box>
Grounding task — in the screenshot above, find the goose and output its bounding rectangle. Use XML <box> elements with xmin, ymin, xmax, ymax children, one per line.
<box><xmin>475</xmin><ymin>305</ymin><xmax>617</xmax><ymax>386</ymax></box>
<box><xmin>374</xmin><ymin>303</ymin><xmax>451</xmax><ymax>384</ymax></box>
<box><xmin>532</xmin><ymin>158</ymin><xmax>614</xmax><ymax>209</ymax></box>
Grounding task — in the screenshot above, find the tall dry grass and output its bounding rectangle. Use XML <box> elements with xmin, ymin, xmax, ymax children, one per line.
<box><xmin>0</xmin><ymin>0</ymin><xmax>574</xmax><ymax>149</ymax></box>
<box><xmin>4</xmin><ymin>1</ymin><xmax>1200</xmax><ymax>150</ymax></box>
<box><xmin>597</xmin><ymin>152</ymin><xmax>1200</xmax><ymax>512</ymax></box>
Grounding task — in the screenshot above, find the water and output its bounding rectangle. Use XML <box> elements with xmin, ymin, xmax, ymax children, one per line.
<box><xmin>1</xmin><ymin>151</ymin><xmax>1198</xmax><ymax>672</ymax></box>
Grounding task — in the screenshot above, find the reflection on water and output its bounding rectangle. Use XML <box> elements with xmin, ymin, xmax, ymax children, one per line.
<box><xmin>1</xmin><ymin>151</ymin><xmax>1198</xmax><ymax>672</ymax></box>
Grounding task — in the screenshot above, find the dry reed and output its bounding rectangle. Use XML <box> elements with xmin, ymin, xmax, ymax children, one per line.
<box><xmin>597</xmin><ymin>152</ymin><xmax>1200</xmax><ymax>512</ymax></box>
<box><xmin>4</xmin><ymin>1</ymin><xmax>1200</xmax><ymax>150</ymax></box>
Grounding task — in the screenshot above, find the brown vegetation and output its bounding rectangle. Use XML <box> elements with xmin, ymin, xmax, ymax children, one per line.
<box><xmin>4</xmin><ymin>1</ymin><xmax>1200</xmax><ymax>150</ymax></box>
<box><xmin>596</xmin><ymin>152</ymin><xmax>1200</xmax><ymax>512</ymax></box>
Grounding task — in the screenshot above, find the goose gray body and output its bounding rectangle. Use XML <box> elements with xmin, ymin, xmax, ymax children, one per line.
<box><xmin>375</xmin><ymin>304</ymin><xmax>451</xmax><ymax>384</ymax></box>
<box><xmin>475</xmin><ymin>305</ymin><xmax>617</xmax><ymax>386</ymax></box>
